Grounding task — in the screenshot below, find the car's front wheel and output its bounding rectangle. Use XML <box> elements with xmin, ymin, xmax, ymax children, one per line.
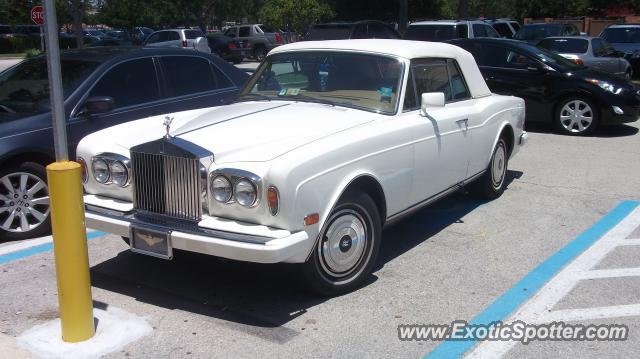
<box><xmin>301</xmin><ymin>191</ymin><xmax>381</xmax><ymax>296</ymax></box>
<box><xmin>555</xmin><ymin>97</ymin><xmax>599</xmax><ymax>136</ymax></box>
<box><xmin>0</xmin><ymin>162</ymin><xmax>51</xmax><ymax>241</ymax></box>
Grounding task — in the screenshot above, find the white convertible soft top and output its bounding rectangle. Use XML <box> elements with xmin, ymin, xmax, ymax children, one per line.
<box><xmin>270</xmin><ymin>39</ymin><xmax>492</xmax><ymax>99</ymax></box>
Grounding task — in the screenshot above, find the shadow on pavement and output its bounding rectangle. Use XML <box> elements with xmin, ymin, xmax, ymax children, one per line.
<box><xmin>90</xmin><ymin>170</ymin><xmax>522</xmax><ymax>330</ymax></box>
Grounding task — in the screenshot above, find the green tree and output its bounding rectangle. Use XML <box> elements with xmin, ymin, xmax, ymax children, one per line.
<box><xmin>259</xmin><ymin>0</ymin><xmax>334</xmax><ymax>34</ymax></box>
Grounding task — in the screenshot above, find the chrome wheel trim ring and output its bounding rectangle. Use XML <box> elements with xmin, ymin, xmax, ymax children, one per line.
<box><xmin>560</xmin><ymin>100</ymin><xmax>594</xmax><ymax>133</ymax></box>
<box><xmin>318</xmin><ymin>209</ymin><xmax>368</xmax><ymax>278</ymax></box>
<box><xmin>491</xmin><ymin>143</ymin><xmax>507</xmax><ymax>189</ymax></box>
<box><xmin>0</xmin><ymin>172</ymin><xmax>50</xmax><ymax>233</ymax></box>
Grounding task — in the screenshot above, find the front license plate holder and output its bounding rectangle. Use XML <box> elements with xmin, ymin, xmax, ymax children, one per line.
<box><xmin>130</xmin><ymin>225</ymin><xmax>173</xmax><ymax>260</ymax></box>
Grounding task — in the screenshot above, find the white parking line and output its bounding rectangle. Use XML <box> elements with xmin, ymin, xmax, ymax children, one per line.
<box><xmin>468</xmin><ymin>206</ymin><xmax>640</xmax><ymax>358</ymax></box>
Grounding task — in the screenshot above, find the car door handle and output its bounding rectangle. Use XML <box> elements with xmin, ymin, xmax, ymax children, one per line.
<box><xmin>456</xmin><ymin>118</ymin><xmax>469</xmax><ymax>130</ymax></box>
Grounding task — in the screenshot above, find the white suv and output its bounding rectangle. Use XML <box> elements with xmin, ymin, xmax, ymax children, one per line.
<box><xmin>405</xmin><ymin>20</ymin><xmax>500</xmax><ymax>42</ymax></box>
<box><xmin>145</xmin><ymin>29</ymin><xmax>211</xmax><ymax>54</ymax></box>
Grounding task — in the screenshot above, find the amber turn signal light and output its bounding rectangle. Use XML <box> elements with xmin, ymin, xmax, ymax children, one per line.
<box><xmin>304</xmin><ymin>213</ymin><xmax>319</xmax><ymax>226</ymax></box>
<box><xmin>267</xmin><ymin>186</ymin><xmax>279</xmax><ymax>216</ymax></box>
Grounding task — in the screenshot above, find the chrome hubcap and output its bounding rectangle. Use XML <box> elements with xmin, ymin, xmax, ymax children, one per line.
<box><xmin>0</xmin><ymin>172</ymin><xmax>49</xmax><ymax>233</ymax></box>
<box><xmin>560</xmin><ymin>100</ymin><xmax>593</xmax><ymax>133</ymax></box>
<box><xmin>319</xmin><ymin>209</ymin><xmax>367</xmax><ymax>278</ymax></box>
<box><xmin>492</xmin><ymin>144</ymin><xmax>506</xmax><ymax>189</ymax></box>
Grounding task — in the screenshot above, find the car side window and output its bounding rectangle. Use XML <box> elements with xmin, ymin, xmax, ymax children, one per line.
<box><xmin>473</xmin><ymin>24</ymin><xmax>487</xmax><ymax>37</ymax></box>
<box><xmin>447</xmin><ymin>59</ymin><xmax>470</xmax><ymax>101</ymax></box>
<box><xmin>368</xmin><ymin>23</ymin><xmax>397</xmax><ymax>38</ymax></box>
<box><xmin>403</xmin><ymin>69</ymin><xmax>418</xmax><ymax>111</ymax></box>
<box><xmin>493</xmin><ymin>23</ymin><xmax>511</xmax><ymax>37</ymax></box>
<box><xmin>167</xmin><ymin>31</ymin><xmax>180</xmax><ymax>41</ymax></box>
<box><xmin>224</xmin><ymin>27</ymin><xmax>236</xmax><ymax>37</ymax></box>
<box><xmin>239</xmin><ymin>26</ymin><xmax>250</xmax><ymax>37</ymax></box>
<box><xmin>457</xmin><ymin>24</ymin><xmax>468</xmax><ymax>38</ymax></box>
<box><xmin>88</xmin><ymin>58</ymin><xmax>160</xmax><ymax>110</ymax></box>
<box><xmin>146</xmin><ymin>33</ymin><xmax>161</xmax><ymax>44</ymax></box>
<box><xmin>160</xmin><ymin>56</ymin><xmax>221</xmax><ymax>97</ymax></box>
<box><xmin>592</xmin><ymin>39</ymin><xmax>605</xmax><ymax>57</ymax></box>
<box><xmin>485</xmin><ymin>25</ymin><xmax>500</xmax><ymax>38</ymax></box>
<box><xmin>351</xmin><ymin>24</ymin><xmax>368</xmax><ymax>39</ymax></box>
<box><xmin>480</xmin><ymin>45</ymin><xmax>535</xmax><ymax>70</ymax></box>
<box><xmin>411</xmin><ymin>59</ymin><xmax>451</xmax><ymax>104</ymax></box>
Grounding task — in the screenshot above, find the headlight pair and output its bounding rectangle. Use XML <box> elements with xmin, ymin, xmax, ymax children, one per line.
<box><xmin>211</xmin><ymin>175</ymin><xmax>258</xmax><ymax>207</ymax></box>
<box><xmin>90</xmin><ymin>155</ymin><xmax>130</xmax><ymax>187</ymax></box>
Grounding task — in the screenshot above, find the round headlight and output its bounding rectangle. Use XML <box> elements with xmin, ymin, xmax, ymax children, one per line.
<box><xmin>92</xmin><ymin>159</ymin><xmax>110</xmax><ymax>184</ymax></box>
<box><xmin>235</xmin><ymin>179</ymin><xmax>257</xmax><ymax>207</ymax></box>
<box><xmin>211</xmin><ymin>175</ymin><xmax>232</xmax><ymax>203</ymax></box>
<box><xmin>110</xmin><ymin>161</ymin><xmax>129</xmax><ymax>187</ymax></box>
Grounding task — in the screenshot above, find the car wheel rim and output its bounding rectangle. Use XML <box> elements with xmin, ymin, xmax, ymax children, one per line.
<box><xmin>319</xmin><ymin>209</ymin><xmax>368</xmax><ymax>278</ymax></box>
<box><xmin>560</xmin><ymin>100</ymin><xmax>593</xmax><ymax>133</ymax></box>
<box><xmin>491</xmin><ymin>143</ymin><xmax>506</xmax><ymax>189</ymax></box>
<box><xmin>0</xmin><ymin>172</ymin><xmax>49</xmax><ymax>233</ymax></box>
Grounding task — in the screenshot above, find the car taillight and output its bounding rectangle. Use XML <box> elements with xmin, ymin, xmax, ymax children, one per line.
<box><xmin>228</xmin><ymin>42</ymin><xmax>237</xmax><ymax>49</ymax></box>
<box><xmin>182</xmin><ymin>40</ymin><xmax>188</xmax><ymax>47</ymax></box>
<box><xmin>275</xmin><ymin>32</ymin><xmax>282</xmax><ymax>43</ymax></box>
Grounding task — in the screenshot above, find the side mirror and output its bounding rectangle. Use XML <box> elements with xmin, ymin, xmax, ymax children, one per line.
<box><xmin>420</xmin><ymin>92</ymin><xmax>445</xmax><ymax>116</ymax></box>
<box><xmin>80</xmin><ymin>96</ymin><xmax>114</xmax><ymax>116</ymax></box>
<box><xmin>527</xmin><ymin>63</ymin><xmax>543</xmax><ymax>72</ymax></box>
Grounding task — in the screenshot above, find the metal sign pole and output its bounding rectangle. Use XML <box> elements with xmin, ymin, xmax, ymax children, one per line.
<box><xmin>42</xmin><ymin>0</ymin><xmax>68</xmax><ymax>162</ymax></box>
<box><xmin>42</xmin><ymin>0</ymin><xmax>95</xmax><ymax>343</ymax></box>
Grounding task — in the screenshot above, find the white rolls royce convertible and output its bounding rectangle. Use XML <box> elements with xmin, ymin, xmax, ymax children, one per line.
<box><xmin>77</xmin><ymin>39</ymin><xmax>527</xmax><ymax>295</ymax></box>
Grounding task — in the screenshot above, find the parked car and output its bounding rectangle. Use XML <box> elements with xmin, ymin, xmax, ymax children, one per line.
<box><xmin>105</xmin><ymin>30</ymin><xmax>133</xmax><ymax>46</ymax></box>
<box><xmin>83</xmin><ymin>35</ymin><xmax>121</xmax><ymax>47</ymax></box>
<box><xmin>486</xmin><ymin>19</ymin><xmax>521</xmax><ymax>38</ymax></box>
<box><xmin>223</xmin><ymin>24</ymin><xmax>283</xmax><ymax>61</ymax></box>
<box><xmin>513</xmin><ymin>23</ymin><xmax>581</xmax><ymax>44</ymax></box>
<box><xmin>448</xmin><ymin>38</ymin><xmax>640</xmax><ymax>135</ymax></box>
<box><xmin>405</xmin><ymin>19</ymin><xmax>500</xmax><ymax>42</ymax></box>
<box><xmin>145</xmin><ymin>29</ymin><xmax>211</xmax><ymax>53</ymax></box>
<box><xmin>600</xmin><ymin>24</ymin><xmax>640</xmax><ymax>77</ymax></box>
<box><xmin>78</xmin><ymin>39</ymin><xmax>526</xmax><ymax>295</ymax></box>
<box><xmin>207</xmin><ymin>34</ymin><xmax>246</xmax><ymax>64</ymax></box>
<box><xmin>538</xmin><ymin>36</ymin><xmax>632</xmax><ymax>79</ymax></box>
<box><xmin>0</xmin><ymin>25</ymin><xmax>16</xmax><ymax>39</ymax></box>
<box><xmin>0</xmin><ymin>47</ymin><xmax>248</xmax><ymax>241</ymax></box>
<box><xmin>14</xmin><ymin>25</ymin><xmax>42</xmax><ymax>39</ymax></box>
<box><xmin>304</xmin><ymin>21</ymin><xmax>400</xmax><ymax>40</ymax></box>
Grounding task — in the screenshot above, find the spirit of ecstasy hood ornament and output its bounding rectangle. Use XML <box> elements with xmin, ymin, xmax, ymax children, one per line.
<box><xmin>163</xmin><ymin>115</ymin><xmax>174</xmax><ymax>139</ymax></box>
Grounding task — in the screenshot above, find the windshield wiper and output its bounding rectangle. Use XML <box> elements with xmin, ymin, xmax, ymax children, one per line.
<box><xmin>231</xmin><ymin>93</ymin><xmax>272</xmax><ymax>103</ymax></box>
<box><xmin>283</xmin><ymin>94</ymin><xmax>336</xmax><ymax>107</ymax></box>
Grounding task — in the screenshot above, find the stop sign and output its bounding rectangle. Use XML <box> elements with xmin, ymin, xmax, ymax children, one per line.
<box><xmin>31</xmin><ymin>6</ymin><xmax>44</xmax><ymax>25</ymax></box>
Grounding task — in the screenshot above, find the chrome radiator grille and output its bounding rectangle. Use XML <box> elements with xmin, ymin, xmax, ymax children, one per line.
<box><xmin>131</xmin><ymin>151</ymin><xmax>202</xmax><ymax>222</ymax></box>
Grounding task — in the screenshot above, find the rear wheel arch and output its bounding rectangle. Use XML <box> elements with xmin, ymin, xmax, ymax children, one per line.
<box><xmin>0</xmin><ymin>152</ymin><xmax>54</xmax><ymax>171</ymax></box>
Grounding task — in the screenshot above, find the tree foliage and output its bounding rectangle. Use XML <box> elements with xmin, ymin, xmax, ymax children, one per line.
<box><xmin>258</xmin><ymin>0</ymin><xmax>334</xmax><ymax>33</ymax></box>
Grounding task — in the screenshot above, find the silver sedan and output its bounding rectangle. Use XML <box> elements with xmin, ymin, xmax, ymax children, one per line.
<box><xmin>538</xmin><ymin>36</ymin><xmax>632</xmax><ymax>79</ymax></box>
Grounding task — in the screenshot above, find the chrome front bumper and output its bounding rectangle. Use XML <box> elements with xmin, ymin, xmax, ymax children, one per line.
<box><xmin>84</xmin><ymin>198</ymin><xmax>309</xmax><ymax>264</ymax></box>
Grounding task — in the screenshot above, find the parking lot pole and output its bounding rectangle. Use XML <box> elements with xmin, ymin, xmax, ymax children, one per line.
<box><xmin>42</xmin><ymin>0</ymin><xmax>95</xmax><ymax>343</ymax></box>
<box><xmin>399</xmin><ymin>0</ymin><xmax>408</xmax><ymax>35</ymax></box>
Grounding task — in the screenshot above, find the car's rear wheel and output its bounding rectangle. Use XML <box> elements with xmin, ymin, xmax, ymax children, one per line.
<box><xmin>0</xmin><ymin>162</ymin><xmax>51</xmax><ymax>241</ymax></box>
<box><xmin>554</xmin><ymin>97</ymin><xmax>599</xmax><ymax>136</ymax></box>
<box><xmin>469</xmin><ymin>138</ymin><xmax>508</xmax><ymax>200</ymax></box>
<box><xmin>301</xmin><ymin>191</ymin><xmax>381</xmax><ymax>296</ymax></box>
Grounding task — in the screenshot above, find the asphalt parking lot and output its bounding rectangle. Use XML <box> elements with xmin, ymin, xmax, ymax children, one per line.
<box><xmin>1</xmin><ymin>116</ymin><xmax>639</xmax><ymax>358</ymax></box>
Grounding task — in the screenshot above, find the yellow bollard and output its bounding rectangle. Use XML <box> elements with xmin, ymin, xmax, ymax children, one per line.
<box><xmin>46</xmin><ymin>161</ymin><xmax>95</xmax><ymax>342</ymax></box>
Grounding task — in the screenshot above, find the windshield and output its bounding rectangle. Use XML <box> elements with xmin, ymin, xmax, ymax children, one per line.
<box><xmin>601</xmin><ymin>27</ymin><xmax>640</xmax><ymax>43</ymax></box>
<box><xmin>538</xmin><ymin>38</ymin><xmax>589</xmax><ymax>54</ymax></box>
<box><xmin>0</xmin><ymin>57</ymin><xmax>99</xmax><ymax>119</ymax></box>
<box><xmin>241</xmin><ymin>51</ymin><xmax>405</xmax><ymax>115</ymax></box>
<box><xmin>514</xmin><ymin>25</ymin><xmax>561</xmax><ymax>41</ymax></box>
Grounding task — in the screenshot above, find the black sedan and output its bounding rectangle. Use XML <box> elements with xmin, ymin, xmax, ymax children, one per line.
<box><xmin>448</xmin><ymin>38</ymin><xmax>640</xmax><ymax>135</ymax></box>
<box><xmin>0</xmin><ymin>47</ymin><xmax>248</xmax><ymax>241</ymax></box>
